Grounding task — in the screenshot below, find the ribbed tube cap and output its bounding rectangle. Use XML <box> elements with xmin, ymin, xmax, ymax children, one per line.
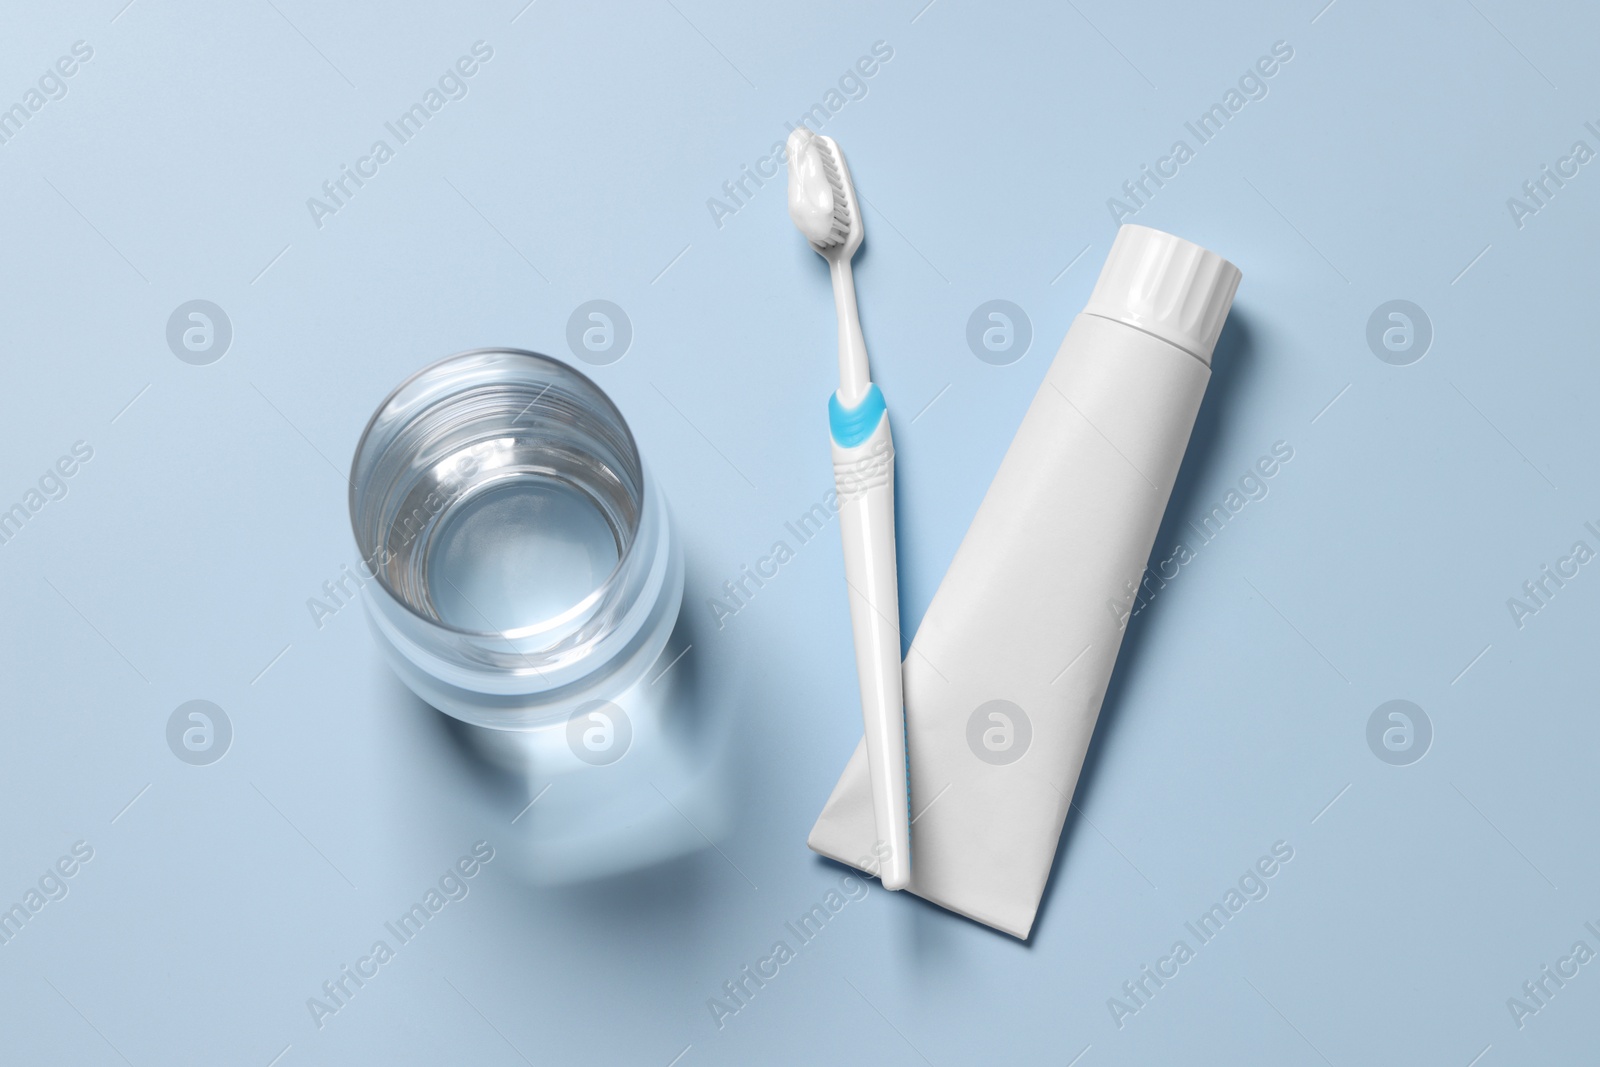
<box><xmin>1083</xmin><ymin>225</ymin><xmax>1242</xmax><ymax>365</ymax></box>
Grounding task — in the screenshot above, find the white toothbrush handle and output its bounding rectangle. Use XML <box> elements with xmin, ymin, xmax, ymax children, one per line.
<box><xmin>831</xmin><ymin>397</ymin><xmax>910</xmax><ymax>890</ymax></box>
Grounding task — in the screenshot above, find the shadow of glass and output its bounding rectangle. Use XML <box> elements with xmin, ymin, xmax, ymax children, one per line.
<box><xmin>404</xmin><ymin>600</ymin><xmax>739</xmax><ymax>893</ymax></box>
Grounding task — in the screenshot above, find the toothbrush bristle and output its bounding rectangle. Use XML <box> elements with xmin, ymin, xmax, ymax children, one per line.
<box><xmin>814</xmin><ymin>138</ymin><xmax>854</xmax><ymax>248</ymax></box>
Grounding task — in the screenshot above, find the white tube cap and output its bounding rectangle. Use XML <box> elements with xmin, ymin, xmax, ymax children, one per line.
<box><xmin>1083</xmin><ymin>224</ymin><xmax>1242</xmax><ymax>366</ymax></box>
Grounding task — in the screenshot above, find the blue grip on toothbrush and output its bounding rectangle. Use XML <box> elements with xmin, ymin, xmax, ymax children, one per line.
<box><xmin>828</xmin><ymin>383</ymin><xmax>886</xmax><ymax>447</ymax></box>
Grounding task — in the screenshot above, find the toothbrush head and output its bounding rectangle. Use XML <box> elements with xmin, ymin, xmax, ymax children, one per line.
<box><xmin>786</xmin><ymin>126</ymin><xmax>863</xmax><ymax>260</ymax></box>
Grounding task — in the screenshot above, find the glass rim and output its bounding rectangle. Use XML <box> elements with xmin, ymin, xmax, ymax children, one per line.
<box><xmin>347</xmin><ymin>346</ymin><xmax>647</xmax><ymax>640</ymax></box>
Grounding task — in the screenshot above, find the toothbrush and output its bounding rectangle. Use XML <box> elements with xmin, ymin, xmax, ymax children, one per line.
<box><xmin>786</xmin><ymin>126</ymin><xmax>910</xmax><ymax>891</ymax></box>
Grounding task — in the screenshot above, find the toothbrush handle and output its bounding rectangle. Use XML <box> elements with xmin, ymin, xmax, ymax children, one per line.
<box><xmin>830</xmin><ymin>389</ymin><xmax>910</xmax><ymax>891</ymax></box>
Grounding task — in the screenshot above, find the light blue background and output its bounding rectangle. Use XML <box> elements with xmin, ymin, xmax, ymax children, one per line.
<box><xmin>2</xmin><ymin>0</ymin><xmax>1598</xmax><ymax>1063</ymax></box>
